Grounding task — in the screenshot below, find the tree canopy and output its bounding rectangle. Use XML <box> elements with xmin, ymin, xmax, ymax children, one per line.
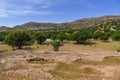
<box><xmin>5</xmin><ymin>30</ymin><xmax>32</xmax><ymax>49</ymax></box>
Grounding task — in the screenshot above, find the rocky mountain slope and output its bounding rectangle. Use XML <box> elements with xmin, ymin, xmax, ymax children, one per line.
<box><xmin>1</xmin><ymin>15</ymin><xmax>120</xmax><ymax>31</ymax></box>
<box><xmin>0</xmin><ymin>26</ymin><xmax>11</xmax><ymax>32</ymax></box>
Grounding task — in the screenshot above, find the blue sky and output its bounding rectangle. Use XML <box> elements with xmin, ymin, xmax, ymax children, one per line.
<box><xmin>0</xmin><ymin>0</ymin><xmax>120</xmax><ymax>27</ymax></box>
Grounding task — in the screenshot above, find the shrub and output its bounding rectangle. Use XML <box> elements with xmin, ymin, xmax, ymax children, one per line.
<box><xmin>51</xmin><ymin>40</ymin><xmax>63</xmax><ymax>51</ymax></box>
<box><xmin>92</xmin><ymin>32</ymin><xmax>103</xmax><ymax>40</ymax></box>
<box><xmin>57</xmin><ymin>33</ymin><xmax>66</xmax><ymax>41</ymax></box>
<box><xmin>72</xmin><ymin>29</ymin><xmax>90</xmax><ymax>44</ymax></box>
<box><xmin>100</xmin><ymin>35</ymin><xmax>109</xmax><ymax>42</ymax></box>
<box><xmin>34</xmin><ymin>33</ymin><xmax>46</xmax><ymax>44</ymax></box>
<box><xmin>4</xmin><ymin>30</ymin><xmax>32</xmax><ymax>49</ymax></box>
<box><xmin>0</xmin><ymin>32</ymin><xmax>8</xmax><ymax>41</ymax></box>
<box><xmin>111</xmin><ymin>31</ymin><xmax>120</xmax><ymax>41</ymax></box>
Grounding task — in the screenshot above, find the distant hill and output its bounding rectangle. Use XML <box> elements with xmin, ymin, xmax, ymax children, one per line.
<box><xmin>1</xmin><ymin>15</ymin><xmax>120</xmax><ymax>31</ymax></box>
<box><xmin>14</xmin><ymin>22</ymin><xmax>60</xmax><ymax>30</ymax></box>
<box><xmin>0</xmin><ymin>26</ymin><xmax>11</xmax><ymax>32</ymax></box>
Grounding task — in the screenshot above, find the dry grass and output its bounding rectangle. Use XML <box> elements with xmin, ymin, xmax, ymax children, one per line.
<box><xmin>74</xmin><ymin>56</ymin><xmax>120</xmax><ymax>66</ymax></box>
<box><xmin>30</xmin><ymin>44</ymin><xmax>52</xmax><ymax>50</ymax></box>
<box><xmin>0</xmin><ymin>40</ymin><xmax>120</xmax><ymax>52</ymax></box>
<box><xmin>0</xmin><ymin>44</ymin><xmax>11</xmax><ymax>51</ymax></box>
<box><xmin>64</xmin><ymin>40</ymin><xmax>120</xmax><ymax>51</ymax></box>
<box><xmin>49</xmin><ymin>62</ymin><xmax>102</xmax><ymax>80</ymax></box>
<box><xmin>7</xmin><ymin>64</ymin><xmax>28</xmax><ymax>71</ymax></box>
<box><xmin>50</xmin><ymin>56</ymin><xmax>120</xmax><ymax>80</ymax></box>
<box><xmin>1</xmin><ymin>41</ymin><xmax>120</xmax><ymax>80</ymax></box>
<box><xmin>0</xmin><ymin>72</ymin><xmax>35</xmax><ymax>80</ymax></box>
<box><xmin>0</xmin><ymin>77</ymin><xmax>4</xmax><ymax>80</ymax></box>
<box><xmin>112</xmin><ymin>71</ymin><xmax>120</xmax><ymax>80</ymax></box>
<box><xmin>0</xmin><ymin>64</ymin><xmax>6</xmax><ymax>72</ymax></box>
<box><xmin>91</xmin><ymin>40</ymin><xmax>120</xmax><ymax>51</ymax></box>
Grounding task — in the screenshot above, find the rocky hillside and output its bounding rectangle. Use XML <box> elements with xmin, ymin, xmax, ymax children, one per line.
<box><xmin>14</xmin><ymin>22</ymin><xmax>61</xmax><ymax>30</ymax></box>
<box><xmin>0</xmin><ymin>26</ymin><xmax>11</xmax><ymax>32</ymax></box>
<box><xmin>1</xmin><ymin>15</ymin><xmax>120</xmax><ymax>31</ymax></box>
<box><xmin>14</xmin><ymin>15</ymin><xmax>120</xmax><ymax>30</ymax></box>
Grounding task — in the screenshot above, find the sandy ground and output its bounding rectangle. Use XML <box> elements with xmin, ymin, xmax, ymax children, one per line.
<box><xmin>0</xmin><ymin>44</ymin><xmax>120</xmax><ymax>80</ymax></box>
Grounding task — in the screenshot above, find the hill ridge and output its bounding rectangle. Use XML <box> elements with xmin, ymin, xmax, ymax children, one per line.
<box><xmin>1</xmin><ymin>15</ymin><xmax>120</xmax><ymax>31</ymax></box>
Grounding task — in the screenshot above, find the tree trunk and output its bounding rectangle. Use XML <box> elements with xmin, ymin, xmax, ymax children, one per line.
<box><xmin>18</xmin><ymin>46</ymin><xmax>22</xmax><ymax>49</ymax></box>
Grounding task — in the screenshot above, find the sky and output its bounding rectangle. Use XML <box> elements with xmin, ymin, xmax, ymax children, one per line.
<box><xmin>0</xmin><ymin>0</ymin><xmax>120</xmax><ymax>27</ymax></box>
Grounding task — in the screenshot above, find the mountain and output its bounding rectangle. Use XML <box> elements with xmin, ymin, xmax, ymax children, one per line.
<box><xmin>14</xmin><ymin>22</ymin><xmax>60</xmax><ymax>30</ymax></box>
<box><xmin>0</xmin><ymin>26</ymin><xmax>11</xmax><ymax>32</ymax></box>
<box><xmin>1</xmin><ymin>15</ymin><xmax>120</xmax><ymax>31</ymax></box>
<box><xmin>14</xmin><ymin>15</ymin><xmax>120</xmax><ymax>30</ymax></box>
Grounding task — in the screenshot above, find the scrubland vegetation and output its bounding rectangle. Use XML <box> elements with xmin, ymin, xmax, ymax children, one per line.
<box><xmin>0</xmin><ymin>21</ymin><xmax>120</xmax><ymax>80</ymax></box>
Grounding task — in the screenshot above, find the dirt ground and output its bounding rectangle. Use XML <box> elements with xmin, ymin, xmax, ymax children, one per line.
<box><xmin>0</xmin><ymin>43</ymin><xmax>120</xmax><ymax>80</ymax></box>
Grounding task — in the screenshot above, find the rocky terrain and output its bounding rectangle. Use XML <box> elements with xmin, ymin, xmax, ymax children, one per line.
<box><xmin>1</xmin><ymin>15</ymin><xmax>120</xmax><ymax>31</ymax></box>
<box><xmin>0</xmin><ymin>42</ymin><xmax>120</xmax><ymax>80</ymax></box>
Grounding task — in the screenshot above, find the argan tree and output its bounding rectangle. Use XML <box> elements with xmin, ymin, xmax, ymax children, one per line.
<box><xmin>56</xmin><ymin>33</ymin><xmax>68</xmax><ymax>42</ymax></box>
<box><xmin>111</xmin><ymin>31</ymin><xmax>120</xmax><ymax>41</ymax></box>
<box><xmin>51</xmin><ymin>40</ymin><xmax>63</xmax><ymax>51</ymax></box>
<box><xmin>72</xmin><ymin>29</ymin><xmax>90</xmax><ymax>44</ymax></box>
<box><xmin>34</xmin><ymin>33</ymin><xmax>46</xmax><ymax>44</ymax></box>
<box><xmin>5</xmin><ymin>30</ymin><xmax>32</xmax><ymax>49</ymax></box>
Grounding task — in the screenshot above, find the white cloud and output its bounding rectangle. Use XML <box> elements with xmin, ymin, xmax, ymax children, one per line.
<box><xmin>0</xmin><ymin>9</ymin><xmax>53</xmax><ymax>17</ymax></box>
<box><xmin>0</xmin><ymin>0</ymin><xmax>68</xmax><ymax>18</ymax></box>
<box><xmin>23</xmin><ymin>10</ymin><xmax>52</xmax><ymax>14</ymax></box>
<box><xmin>24</xmin><ymin>0</ymin><xmax>53</xmax><ymax>8</ymax></box>
<box><xmin>0</xmin><ymin>0</ymin><xmax>54</xmax><ymax>17</ymax></box>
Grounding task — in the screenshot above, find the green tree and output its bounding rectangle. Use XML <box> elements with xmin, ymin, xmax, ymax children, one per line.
<box><xmin>56</xmin><ymin>33</ymin><xmax>68</xmax><ymax>42</ymax></box>
<box><xmin>72</xmin><ymin>29</ymin><xmax>90</xmax><ymax>44</ymax></box>
<box><xmin>34</xmin><ymin>33</ymin><xmax>46</xmax><ymax>44</ymax></box>
<box><xmin>0</xmin><ymin>32</ymin><xmax>8</xmax><ymax>41</ymax></box>
<box><xmin>100</xmin><ymin>35</ymin><xmax>109</xmax><ymax>42</ymax></box>
<box><xmin>5</xmin><ymin>30</ymin><xmax>32</xmax><ymax>49</ymax></box>
<box><xmin>111</xmin><ymin>31</ymin><xmax>120</xmax><ymax>41</ymax></box>
<box><xmin>51</xmin><ymin>40</ymin><xmax>63</xmax><ymax>51</ymax></box>
<box><xmin>92</xmin><ymin>32</ymin><xmax>104</xmax><ymax>40</ymax></box>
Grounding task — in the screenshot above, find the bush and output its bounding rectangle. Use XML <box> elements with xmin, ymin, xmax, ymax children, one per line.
<box><xmin>56</xmin><ymin>33</ymin><xmax>68</xmax><ymax>41</ymax></box>
<box><xmin>51</xmin><ymin>40</ymin><xmax>63</xmax><ymax>51</ymax></box>
<box><xmin>34</xmin><ymin>33</ymin><xmax>46</xmax><ymax>44</ymax></box>
<box><xmin>111</xmin><ymin>31</ymin><xmax>120</xmax><ymax>41</ymax></box>
<box><xmin>92</xmin><ymin>32</ymin><xmax>103</xmax><ymax>40</ymax></box>
<box><xmin>4</xmin><ymin>30</ymin><xmax>32</xmax><ymax>49</ymax></box>
<box><xmin>0</xmin><ymin>32</ymin><xmax>8</xmax><ymax>41</ymax></box>
<box><xmin>72</xmin><ymin>29</ymin><xmax>90</xmax><ymax>44</ymax></box>
<box><xmin>100</xmin><ymin>35</ymin><xmax>109</xmax><ymax>42</ymax></box>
